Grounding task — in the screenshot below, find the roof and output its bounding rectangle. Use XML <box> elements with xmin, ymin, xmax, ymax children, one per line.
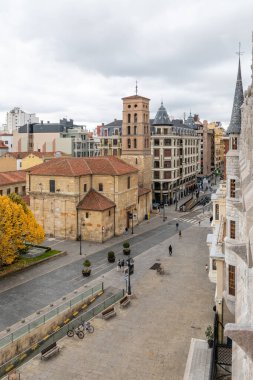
<box><xmin>105</xmin><ymin>119</ymin><xmax>122</xmax><ymax>127</ymax></box>
<box><xmin>122</xmin><ymin>95</ymin><xmax>150</xmax><ymax>101</ymax></box>
<box><xmin>77</xmin><ymin>189</ymin><xmax>115</xmax><ymax>211</ymax></box>
<box><xmin>2</xmin><ymin>151</ymin><xmax>67</xmax><ymax>159</ymax></box>
<box><xmin>227</xmin><ymin>57</ymin><xmax>244</xmax><ymax>135</ymax></box>
<box><xmin>29</xmin><ymin>156</ymin><xmax>138</xmax><ymax>177</ymax></box>
<box><xmin>152</xmin><ymin>102</ymin><xmax>171</xmax><ymax>126</ymax></box>
<box><xmin>138</xmin><ymin>187</ymin><xmax>151</xmax><ymax>197</ymax></box>
<box><xmin>0</xmin><ymin>171</ymin><xmax>26</xmax><ymax>186</ymax></box>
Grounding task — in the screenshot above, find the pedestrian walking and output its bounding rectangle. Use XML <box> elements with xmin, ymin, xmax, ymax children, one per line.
<box><xmin>205</xmin><ymin>264</ymin><xmax>208</xmax><ymax>272</ymax></box>
<box><xmin>198</xmin><ymin>220</ymin><xmax>201</xmax><ymax>226</ymax></box>
<box><xmin>178</xmin><ymin>230</ymin><xmax>182</xmax><ymax>238</ymax></box>
<box><xmin>210</xmin><ymin>216</ymin><xmax>213</xmax><ymax>224</ymax></box>
<box><xmin>169</xmin><ymin>245</ymin><xmax>172</xmax><ymax>256</ymax></box>
<box><xmin>121</xmin><ymin>259</ymin><xmax>125</xmax><ymax>272</ymax></box>
<box><xmin>176</xmin><ymin>222</ymin><xmax>179</xmax><ymax>231</ymax></box>
<box><xmin>117</xmin><ymin>259</ymin><xmax>121</xmax><ymax>272</ymax></box>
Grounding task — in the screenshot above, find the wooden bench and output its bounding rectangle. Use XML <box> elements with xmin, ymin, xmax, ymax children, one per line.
<box><xmin>120</xmin><ymin>295</ymin><xmax>131</xmax><ymax>308</ymax></box>
<box><xmin>41</xmin><ymin>342</ymin><xmax>60</xmax><ymax>360</ymax></box>
<box><xmin>101</xmin><ymin>306</ymin><xmax>116</xmax><ymax>320</ymax></box>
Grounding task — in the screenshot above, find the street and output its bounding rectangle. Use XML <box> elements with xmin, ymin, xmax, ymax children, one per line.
<box><xmin>0</xmin><ymin>207</ymin><xmax>210</xmax><ymax>330</ymax></box>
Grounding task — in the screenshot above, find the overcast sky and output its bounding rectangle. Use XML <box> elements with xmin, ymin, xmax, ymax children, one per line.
<box><xmin>0</xmin><ymin>0</ymin><xmax>252</xmax><ymax>130</ymax></box>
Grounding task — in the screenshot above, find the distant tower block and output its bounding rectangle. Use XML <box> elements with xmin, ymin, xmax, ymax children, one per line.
<box><xmin>121</xmin><ymin>94</ymin><xmax>152</xmax><ymax>189</ymax></box>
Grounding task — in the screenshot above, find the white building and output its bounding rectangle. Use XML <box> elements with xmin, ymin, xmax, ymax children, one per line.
<box><xmin>0</xmin><ymin>133</ymin><xmax>13</xmax><ymax>152</ymax></box>
<box><xmin>6</xmin><ymin>107</ymin><xmax>39</xmax><ymax>133</ymax></box>
<box><xmin>206</xmin><ymin>37</ymin><xmax>253</xmax><ymax>379</ymax></box>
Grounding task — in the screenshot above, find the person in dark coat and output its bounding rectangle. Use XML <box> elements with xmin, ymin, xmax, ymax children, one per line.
<box><xmin>169</xmin><ymin>245</ymin><xmax>172</xmax><ymax>256</ymax></box>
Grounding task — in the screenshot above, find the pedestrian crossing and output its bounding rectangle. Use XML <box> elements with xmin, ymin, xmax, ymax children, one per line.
<box><xmin>174</xmin><ymin>213</ymin><xmax>211</xmax><ymax>226</ymax></box>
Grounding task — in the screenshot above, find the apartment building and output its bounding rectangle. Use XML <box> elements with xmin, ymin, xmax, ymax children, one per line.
<box><xmin>151</xmin><ymin>103</ymin><xmax>200</xmax><ymax>204</ymax></box>
<box><xmin>6</xmin><ymin>107</ymin><xmax>39</xmax><ymax>133</ymax></box>
<box><xmin>99</xmin><ymin>119</ymin><xmax>122</xmax><ymax>156</ymax></box>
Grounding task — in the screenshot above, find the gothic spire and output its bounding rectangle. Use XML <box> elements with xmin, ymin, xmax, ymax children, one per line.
<box><xmin>227</xmin><ymin>54</ymin><xmax>244</xmax><ymax>135</ymax></box>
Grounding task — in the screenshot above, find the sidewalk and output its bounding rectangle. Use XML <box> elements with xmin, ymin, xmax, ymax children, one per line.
<box><xmin>16</xmin><ymin>213</ymin><xmax>215</xmax><ymax>380</ymax></box>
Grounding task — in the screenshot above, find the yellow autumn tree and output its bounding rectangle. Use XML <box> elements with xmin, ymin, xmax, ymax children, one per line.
<box><xmin>0</xmin><ymin>195</ymin><xmax>45</xmax><ymax>266</ymax></box>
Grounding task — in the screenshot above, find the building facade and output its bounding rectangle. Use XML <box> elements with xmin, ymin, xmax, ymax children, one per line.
<box><xmin>99</xmin><ymin>119</ymin><xmax>122</xmax><ymax>157</ymax></box>
<box><xmin>121</xmin><ymin>95</ymin><xmax>152</xmax><ymax>190</ymax></box>
<box><xmin>207</xmin><ymin>47</ymin><xmax>253</xmax><ymax>378</ymax></box>
<box><xmin>0</xmin><ymin>171</ymin><xmax>26</xmax><ymax>196</ymax></box>
<box><xmin>0</xmin><ymin>133</ymin><xmax>13</xmax><ymax>152</ymax></box>
<box><xmin>151</xmin><ymin>103</ymin><xmax>200</xmax><ymax>203</ymax></box>
<box><xmin>28</xmin><ymin>156</ymin><xmax>151</xmax><ymax>242</ymax></box>
<box><xmin>6</xmin><ymin>107</ymin><xmax>39</xmax><ymax>133</ymax></box>
<box><xmin>13</xmin><ymin>119</ymin><xmax>98</xmax><ymax>157</ymax></box>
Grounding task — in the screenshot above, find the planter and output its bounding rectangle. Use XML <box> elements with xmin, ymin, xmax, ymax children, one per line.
<box><xmin>123</xmin><ymin>249</ymin><xmax>131</xmax><ymax>255</ymax></box>
<box><xmin>82</xmin><ymin>269</ymin><xmax>91</xmax><ymax>277</ymax></box>
<box><xmin>207</xmin><ymin>339</ymin><xmax>213</xmax><ymax>348</ymax></box>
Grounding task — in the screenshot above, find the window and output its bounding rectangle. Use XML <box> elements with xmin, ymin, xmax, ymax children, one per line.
<box><xmin>154</xmin><ymin>161</ymin><xmax>160</xmax><ymax>168</ymax></box>
<box><xmin>15</xmin><ymin>187</ymin><xmax>19</xmax><ymax>194</ymax></box>
<box><xmin>164</xmin><ymin>161</ymin><xmax>171</xmax><ymax>168</ymax></box>
<box><xmin>134</xmin><ymin>126</ymin><xmax>137</xmax><ymax>134</ymax></box>
<box><xmin>127</xmin><ymin>126</ymin><xmax>131</xmax><ymax>135</ymax></box>
<box><xmin>215</xmin><ymin>204</ymin><xmax>219</xmax><ymax>220</ymax></box>
<box><xmin>232</xmin><ymin>137</ymin><xmax>237</xmax><ymax>150</ymax></box>
<box><xmin>134</xmin><ymin>113</ymin><xmax>137</xmax><ymax>123</ymax></box>
<box><xmin>109</xmin><ymin>210</ymin><xmax>111</xmax><ymax>216</ymax></box>
<box><xmin>154</xmin><ymin>171</ymin><xmax>160</xmax><ymax>179</ymax></box>
<box><xmin>99</xmin><ymin>183</ymin><xmax>103</xmax><ymax>192</ymax></box>
<box><xmin>7</xmin><ymin>188</ymin><xmax>11</xmax><ymax>195</ymax></box>
<box><xmin>127</xmin><ymin>139</ymin><xmax>131</xmax><ymax>149</ymax></box>
<box><xmin>164</xmin><ymin>139</ymin><xmax>171</xmax><ymax>146</ymax></box>
<box><xmin>164</xmin><ymin>149</ymin><xmax>171</xmax><ymax>157</ymax></box>
<box><xmin>127</xmin><ymin>176</ymin><xmax>131</xmax><ymax>189</ymax></box>
<box><xmin>128</xmin><ymin>114</ymin><xmax>131</xmax><ymax>123</ymax></box>
<box><xmin>230</xmin><ymin>179</ymin><xmax>235</xmax><ymax>198</ymax></box>
<box><xmin>135</xmin><ymin>158</ymin><xmax>138</xmax><ymax>164</ymax></box>
<box><xmin>0</xmin><ymin>190</ymin><xmax>2</xmax><ymax>196</ymax></box>
<box><xmin>134</xmin><ymin>139</ymin><xmax>137</xmax><ymax>148</ymax></box>
<box><xmin>86</xmin><ymin>212</ymin><xmax>89</xmax><ymax>218</ymax></box>
<box><xmin>154</xmin><ymin>149</ymin><xmax>159</xmax><ymax>157</ymax></box>
<box><xmin>22</xmin><ymin>186</ymin><xmax>26</xmax><ymax>194</ymax></box>
<box><xmin>164</xmin><ymin>171</ymin><xmax>171</xmax><ymax>179</ymax></box>
<box><xmin>49</xmin><ymin>180</ymin><xmax>55</xmax><ymax>193</ymax></box>
<box><xmin>228</xmin><ymin>265</ymin><xmax>236</xmax><ymax>296</ymax></box>
<box><xmin>212</xmin><ymin>260</ymin><xmax>217</xmax><ymax>270</ymax></box>
<box><xmin>230</xmin><ymin>220</ymin><xmax>235</xmax><ymax>239</ymax></box>
<box><xmin>154</xmin><ymin>139</ymin><xmax>159</xmax><ymax>146</ymax></box>
<box><xmin>84</xmin><ymin>184</ymin><xmax>87</xmax><ymax>192</ymax></box>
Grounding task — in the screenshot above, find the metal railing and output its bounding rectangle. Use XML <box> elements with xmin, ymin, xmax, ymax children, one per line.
<box><xmin>0</xmin><ymin>283</ymin><xmax>103</xmax><ymax>349</ymax></box>
<box><xmin>0</xmin><ymin>289</ymin><xmax>124</xmax><ymax>378</ymax></box>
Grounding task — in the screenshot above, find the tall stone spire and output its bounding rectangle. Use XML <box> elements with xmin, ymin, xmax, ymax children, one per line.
<box><xmin>227</xmin><ymin>56</ymin><xmax>244</xmax><ymax>135</ymax></box>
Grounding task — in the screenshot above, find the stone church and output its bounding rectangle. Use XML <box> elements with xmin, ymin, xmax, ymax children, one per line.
<box><xmin>28</xmin><ymin>93</ymin><xmax>152</xmax><ymax>242</ymax></box>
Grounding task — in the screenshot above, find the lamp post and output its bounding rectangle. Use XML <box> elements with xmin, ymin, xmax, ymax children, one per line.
<box><xmin>127</xmin><ymin>258</ymin><xmax>132</xmax><ymax>295</ymax></box>
<box><xmin>79</xmin><ymin>218</ymin><xmax>84</xmax><ymax>255</ymax></box>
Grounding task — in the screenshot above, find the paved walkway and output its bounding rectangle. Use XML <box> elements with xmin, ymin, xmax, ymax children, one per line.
<box><xmin>16</xmin><ymin>215</ymin><xmax>215</xmax><ymax>380</ymax></box>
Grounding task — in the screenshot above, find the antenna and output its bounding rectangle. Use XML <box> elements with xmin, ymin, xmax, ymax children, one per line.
<box><xmin>135</xmin><ymin>80</ymin><xmax>138</xmax><ymax>96</ymax></box>
<box><xmin>236</xmin><ymin>42</ymin><xmax>244</xmax><ymax>58</ymax></box>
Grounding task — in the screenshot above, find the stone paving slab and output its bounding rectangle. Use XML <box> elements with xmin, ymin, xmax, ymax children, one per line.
<box><xmin>13</xmin><ymin>219</ymin><xmax>215</xmax><ymax>380</ymax></box>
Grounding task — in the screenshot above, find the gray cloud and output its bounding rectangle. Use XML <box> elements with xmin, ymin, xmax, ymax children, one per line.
<box><xmin>0</xmin><ymin>0</ymin><xmax>252</xmax><ymax>127</ymax></box>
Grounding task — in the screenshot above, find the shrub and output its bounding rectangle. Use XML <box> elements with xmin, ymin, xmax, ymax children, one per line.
<box><xmin>108</xmin><ymin>251</ymin><xmax>115</xmax><ymax>259</ymax></box>
<box><xmin>123</xmin><ymin>241</ymin><xmax>130</xmax><ymax>249</ymax></box>
<box><xmin>83</xmin><ymin>259</ymin><xmax>91</xmax><ymax>267</ymax></box>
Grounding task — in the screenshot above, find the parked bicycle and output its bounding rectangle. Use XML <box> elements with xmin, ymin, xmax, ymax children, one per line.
<box><xmin>67</xmin><ymin>326</ymin><xmax>84</xmax><ymax>339</ymax></box>
<box><xmin>78</xmin><ymin>321</ymin><xmax>94</xmax><ymax>334</ymax></box>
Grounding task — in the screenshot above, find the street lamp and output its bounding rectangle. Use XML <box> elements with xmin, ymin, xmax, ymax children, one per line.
<box><xmin>126</xmin><ymin>257</ymin><xmax>134</xmax><ymax>295</ymax></box>
<box><xmin>79</xmin><ymin>218</ymin><xmax>85</xmax><ymax>255</ymax></box>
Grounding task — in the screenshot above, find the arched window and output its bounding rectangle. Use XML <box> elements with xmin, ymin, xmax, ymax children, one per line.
<box><xmin>134</xmin><ymin>113</ymin><xmax>137</xmax><ymax>123</ymax></box>
<box><xmin>127</xmin><ymin>139</ymin><xmax>131</xmax><ymax>149</ymax></box>
<box><xmin>127</xmin><ymin>126</ymin><xmax>131</xmax><ymax>135</ymax></box>
<box><xmin>134</xmin><ymin>126</ymin><xmax>137</xmax><ymax>134</ymax></box>
<box><xmin>128</xmin><ymin>114</ymin><xmax>131</xmax><ymax>123</ymax></box>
